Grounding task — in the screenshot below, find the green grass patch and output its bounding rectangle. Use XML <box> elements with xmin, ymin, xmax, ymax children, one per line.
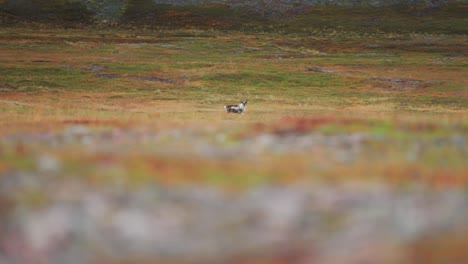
<box><xmin>202</xmin><ymin>70</ymin><xmax>341</xmax><ymax>89</ymax></box>
<box><xmin>0</xmin><ymin>66</ymin><xmax>89</xmax><ymax>91</ymax></box>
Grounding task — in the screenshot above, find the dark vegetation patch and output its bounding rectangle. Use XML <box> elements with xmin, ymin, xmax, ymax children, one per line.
<box><xmin>96</xmin><ymin>73</ymin><xmax>178</xmax><ymax>84</ymax></box>
<box><xmin>96</xmin><ymin>73</ymin><xmax>120</xmax><ymax>79</ymax></box>
<box><xmin>0</xmin><ymin>31</ymin><xmax>163</xmax><ymax>45</ymax></box>
<box><xmin>0</xmin><ymin>0</ymin><xmax>94</xmax><ymax>24</ymax></box>
<box><xmin>31</xmin><ymin>59</ymin><xmax>52</xmax><ymax>63</ymax></box>
<box><xmin>1</xmin><ymin>2</ymin><xmax>467</xmax><ymax>35</ymax></box>
<box><xmin>379</xmin><ymin>41</ymin><xmax>468</xmax><ymax>54</ymax></box>
<box><xmin>133</xmin><ymin>76</ymin><xmax>174</xmax><ymax>83</ymax></box>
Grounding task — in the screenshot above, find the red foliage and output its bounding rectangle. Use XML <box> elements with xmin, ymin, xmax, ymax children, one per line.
<box><xmin>14</xmin><ymin>142</ymin><xmax>26</xmax><ymax>156</ymax></box>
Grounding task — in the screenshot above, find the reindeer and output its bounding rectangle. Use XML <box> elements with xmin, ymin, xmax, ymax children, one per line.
<box><xmin>224</xmin><ymin>99</ymin><xmax>248</xmax><ymax>114</ymax></box>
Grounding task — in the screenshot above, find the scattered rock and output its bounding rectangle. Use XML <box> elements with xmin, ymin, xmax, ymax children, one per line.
<box><xmin>96</xmin><ymin>73</ymin><xmax>120</xmax><ymax>79</ymax></box>
<box><xmin>158</xmin><ymin>44</ymin><xmax>186</xmax><ymax>49</ymax></box>
<box><xmin>0</xmin><ymin>83</ymin><xmax>17</xmax><ymax>90</ymax></box>
<box><xmin>355</xmin><ymin>53</ymin><xmax>394</xmax><ymax>57</ymax></box>
<box><xmin>85</xmin><ymin>64</ymin><xmax>108</xmax><ymax>72</ymax></box>
<box><xmin>430</xmin><ymin>57</ymin><xmax>455</xmax><ymax>62</ymax></box>
<box><xmin>306</xmin><ymin>66</ymin><xmax>335</xmax><ymax>73</ymax></box>
<box><xmin>371</xmin><ymin>77</ymin><xmax>425</xmax><ymax>91</ymax></box>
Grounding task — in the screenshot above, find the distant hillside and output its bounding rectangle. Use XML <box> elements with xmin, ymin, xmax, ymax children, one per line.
<box><xmin>1</xmin><ymin>0</ymin><xmax>467</xmax><ymax>35</ymax></box>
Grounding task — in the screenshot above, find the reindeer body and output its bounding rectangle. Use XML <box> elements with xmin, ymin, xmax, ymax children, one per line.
<box><xmin>224</xmin><ymin>99</ymin><xmax>248</xmax><ymax>114</ymax></box>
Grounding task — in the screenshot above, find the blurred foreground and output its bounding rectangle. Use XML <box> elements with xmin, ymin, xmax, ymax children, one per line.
<box><xmin>0</xmin><ymin>7</ymin><xmax>467</xmax><ymax>261</ymax></box>
<box><xmin>1</xmin><ymin>122</ymin><xmax>467</xmax><ymax>264</ymax></box>
<box><xmin>2</xmin><ymin>172</ymin><xmax>467</xmax><ymax>264</ymax></box>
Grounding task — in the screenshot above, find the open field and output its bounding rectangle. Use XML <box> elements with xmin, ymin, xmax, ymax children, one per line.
<box><xmin>1</xmin><ymin>4</ymin><xmax>468</xmax><ymax>264</ymax></box>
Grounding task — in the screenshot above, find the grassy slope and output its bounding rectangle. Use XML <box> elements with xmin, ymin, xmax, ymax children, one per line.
<box><xmin>0</xmin><ymin>28</ymin><xmax>466</xmax><ymax>119</ymax></box>
<box><xmin>0</xmin><ymin>4</ymin><xmax>467</xmax><ymax>188</ymax></box>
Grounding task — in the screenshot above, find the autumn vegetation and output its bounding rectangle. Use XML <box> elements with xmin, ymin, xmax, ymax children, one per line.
<box><xmin>0</xmin><ymin>1</ymin><xmax>467</xmax><ymax>263</ymax></box>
